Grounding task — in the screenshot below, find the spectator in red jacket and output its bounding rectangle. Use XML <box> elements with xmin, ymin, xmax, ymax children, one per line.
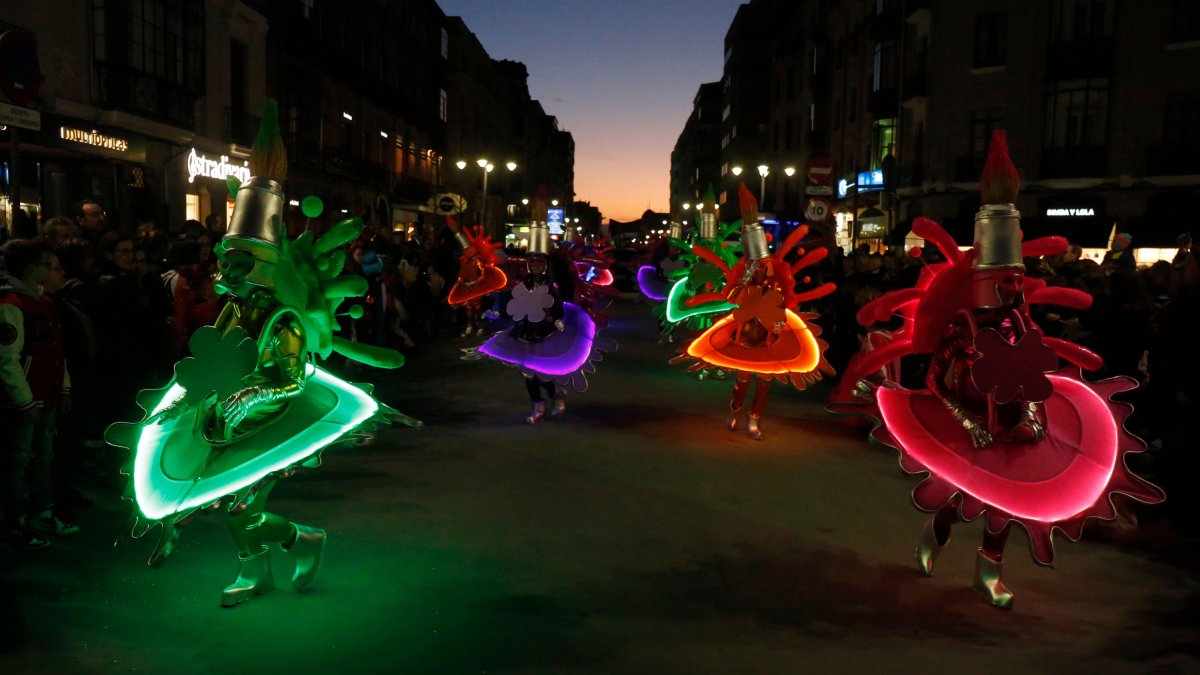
<box><xmin>1</xmin><ymin>239</ymin><xmax>80</xmax><ymax>550</ymax></box>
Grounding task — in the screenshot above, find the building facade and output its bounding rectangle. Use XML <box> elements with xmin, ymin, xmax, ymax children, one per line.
<box><xmin>673</xmin><ymin>0</ymin><xmax>1200</xmax><ymax>260</ymax></box>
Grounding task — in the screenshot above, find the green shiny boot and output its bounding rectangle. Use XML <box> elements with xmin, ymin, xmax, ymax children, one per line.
<box><xmin>915</xmin><ymin>518</ymin><xmax>946</xmax><ymax>577</ymax></box>
<box><xmin>283</xmin><ymin>524</ymin><xmax>326</xmax><ymax>590</ymax></box>
<box><xmin>972</xmin><ymin>548</ymin><xmax>1015</xmax><ymax>610</ymax></box>
<box><xmin>221</xmin><ymin>547</ymin><xmax>275</xmax><ymax>607</ymax></box>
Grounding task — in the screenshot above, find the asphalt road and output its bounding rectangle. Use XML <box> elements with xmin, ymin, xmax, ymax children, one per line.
<box><xmin>2</xmin><ymin>298</ymin><xmax>1197</xmax><ymax>674</ymax></box>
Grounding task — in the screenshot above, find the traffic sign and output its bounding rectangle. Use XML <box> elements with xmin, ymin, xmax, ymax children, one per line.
<box><xmin>432</xmin><ymin>192</ymin><xmax>466</xmax><ymax>215</ymax></box>
<box><xmin>0</xmin><ymin>101</ymin><xmax>39</xmax><ymax>130</ymax></box>
<box><xmin>805</xmin><ymin>184</ymin><xmax>833</xmax><ymax>196</ymax></box>
<box><xmin>806</xmin><ymin>156</ymin><xmax>833</xmax><ymax>184</ymax></box>
<box><xmin>804</xmin><ymin>197</ymin><xmax>831</xmax><ymax>222</ymax></box>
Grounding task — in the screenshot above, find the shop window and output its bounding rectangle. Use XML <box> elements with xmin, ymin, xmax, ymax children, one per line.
<box><xmin>973</xmin><ymin>13</ymin><xmax>1007</xmax><ymax>68</ymax></box>
<box><xmin>185</xmin><ymin>193</ymin><xmax>200</xmax><ymax>222</ymax></box>
<box><xmin>439</xmin><ymin>89</ymin><xmax>448</xmax><ymax>122</ymax></box>
<box><xmin>1044</xmin><ymin>79</ymin><xmax>1109</xmax><ymax>148</ymax></box>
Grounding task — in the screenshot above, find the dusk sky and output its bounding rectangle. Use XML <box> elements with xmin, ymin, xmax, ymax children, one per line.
<box><xmin>437</xmin><ymin>0</ymin><xmax>746</xmax><ymax>223</ymax></box>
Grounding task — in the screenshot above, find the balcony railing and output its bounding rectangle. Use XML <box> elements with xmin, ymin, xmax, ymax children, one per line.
<box><xmin>95</xmin><ymin>63</ymin><xmax>198</xmax><ymax>129</ymax></box>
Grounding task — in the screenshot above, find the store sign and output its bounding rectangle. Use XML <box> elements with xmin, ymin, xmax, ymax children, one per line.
<box><xmin>856</xmin><ymin>169</ymin><xmax>884</xmax><ymax>191</ymax></box>
<box><xmin>60</xmin><ymin>125</ymin><xmax>130</xmax><ymax>153</ymax></box>
<box><xmin>0</xmin><ymin>102</ymin><xmax>40</xmax><ymax>131</ymax></box>
<box><xmin>547</xmin><ymin>207</ymin><xmax>564</xmax><ymax>235</ymax></box>
<box><xmin>187</xmin><ymin>148</ymin><xmax>250</xmax><ymax>184</ymax></box>
<box><xmin>1046</xmin><ymin>207</ymin><xmax>1096</xmax><ymax>217</ymax></box>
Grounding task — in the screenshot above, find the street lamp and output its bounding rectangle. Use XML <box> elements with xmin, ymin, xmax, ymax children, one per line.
<box><xmin>457</xmin><ymin>158</ymin><xmax>516</xmax><ymax>230</ymax></box>
<box><xmin>784</xmin><ymin>166</ymin><xmax>796</xmax><ymax>177</ymax></box>
<box><xmin>757</xmin><ymin>165</ymin><xmax>770</xmax><ymax>210</ymax></box>
<box><xmin>731</xmin><ymin>165</ymin><xmax>744</xmax><ymax>177</ymax></box>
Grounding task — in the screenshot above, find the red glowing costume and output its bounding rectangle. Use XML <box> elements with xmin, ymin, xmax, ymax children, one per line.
<box><xmin>673</xmin><ymin>185</ymin><xmax>836</xmax><ymax>439</ymax></box>
<box><xmin>831</xmin><ymin>132</ymin><xmax>1163</xmax><ymax>609</ymax></box>
<box><xmin>446</xmin><ymin>220</ymin><xmax>508</xmax><ymax>307</ymax></box>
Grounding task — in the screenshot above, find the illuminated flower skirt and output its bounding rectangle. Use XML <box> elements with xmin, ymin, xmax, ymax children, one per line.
<box><xmin>678</xmin><ymin>310</ymin><xmax>832</xmax><ymax>387</ymax></box>
<box><xmin>479</xmin><ymin>302</ymin><xmax>615</xmax><ymax>391</ymax></box>
<box><xmin>109</xmin><ymin>365</ymin><xmax>386</xmax><ymax>524</ymax></box>
<box><xmin>864</xmin><ymin>369</ymin><xmax>1164</xmax><ymax>565</ymax></box>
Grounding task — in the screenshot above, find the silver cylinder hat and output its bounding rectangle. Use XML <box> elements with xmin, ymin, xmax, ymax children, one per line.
<box><xmin>973</xmin><ymin>203</ymin><xmax>1024</xmax><ymax>269</ymax></box>
<box><xmin>225</xmin><ymin>177</ymin><xmax>285</xmax><ymax>262</ymax></box>
<box><xmin>668</xmin><ymin>221</ymin><xmax>683</xmax><ymax>240</ymax></box>
<box><xmin>454</xmin><ymin>231</ymin><xmax>472</xmax><ymax>250</ymax></box>
<box><xmin>699</xmin><ymin>212</ymin><xmax>718</xmax><ymax>240</ymax></box>
<box><xmin>527</xmin><ymin>222</ymin><xmax>551</xmax><ymax>255</ymax></box>
<box><xmin>742</xmin><ymin>222</ymin><xmax>771</xmax><ymax>260</ymax></box>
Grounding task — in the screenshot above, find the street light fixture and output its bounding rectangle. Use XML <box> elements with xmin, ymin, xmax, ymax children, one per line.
<box><xmin>757</xmin><ymin>165</ymin><xmax>770</xmax><ymax>211</ymax></box>
<box><xmin>731</xmin><ymin>165</ymin><xmax>744</xmax><ymax>177</ymax></box>
<box><xmin>784</xmin><ymin>166</ymin><xmax>796</xmax><ymax>177</ymax></box>
<box><xmin>457</xmin><ymin>158</ymin><xmax>516</xmax><ymax>230</ymax></box>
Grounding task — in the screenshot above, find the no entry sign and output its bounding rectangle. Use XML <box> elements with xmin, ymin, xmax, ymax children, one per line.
<box><xmin>806</xmin><ymin>156</ymin><xmax>833</xmax><ymax>185</ymax></box>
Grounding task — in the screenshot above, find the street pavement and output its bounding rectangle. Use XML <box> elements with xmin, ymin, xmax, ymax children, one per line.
<box><xmin>2</xmin><ymin>298</ymin><xmax>1198</xmax><ymax>674</ymax></box>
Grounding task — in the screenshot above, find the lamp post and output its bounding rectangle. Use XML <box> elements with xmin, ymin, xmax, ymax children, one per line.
<box><xmin>757</xmin><ymin>165</ymin><xmax>770</xmax><ymax>212</ymax></box>
<box><xmin>456</xmin><ymin>158</ymin><xmax>516</xmax><ymax>234</ymax></box>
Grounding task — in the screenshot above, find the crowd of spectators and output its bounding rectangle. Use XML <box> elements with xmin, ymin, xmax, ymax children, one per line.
<box><xmin>2</xmin><ymin>199</ymin><xmax>1197</xmax><ymax>550</ymax></box>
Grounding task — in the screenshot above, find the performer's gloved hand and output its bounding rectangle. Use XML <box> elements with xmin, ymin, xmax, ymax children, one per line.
<box><xmin>147</xmin><ymin>393</ymin><xmax>190</xmax><ymax>425</ymax></box>
<box><xmin>554</xmin><ymin>319</ymin><xmax>565</xmax><ymax>332</ymax></box>
<box><xmin>220</xmin><ymin>385</ymin><xmax>289</xmax><ymax>430</ymax></box>
<box><xmin>941</xmin><ymin>398</ymin><xmax>993</xmax><ymax>448</ymax></box>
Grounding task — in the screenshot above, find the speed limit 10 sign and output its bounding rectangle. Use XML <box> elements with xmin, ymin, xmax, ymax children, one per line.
<box><xmin>805</xmin><ymin>197</ymin><xmax>831</xmax><ymax>222</ymax></box>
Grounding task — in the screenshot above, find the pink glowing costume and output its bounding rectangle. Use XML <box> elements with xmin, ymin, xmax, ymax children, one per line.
<box><xmin>830</xmin><ymin>132</ymin><xmax>1163</xmax><ymax>609</ymax></box>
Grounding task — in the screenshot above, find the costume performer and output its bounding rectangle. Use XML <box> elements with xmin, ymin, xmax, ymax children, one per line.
<box><xmin>673</xmin><ymin>184</ymin><xmax>836</xmax><ymax>440</ymax></box>
<box><xmin>831</xmin><ymin>132</ymin><xmax>1163</xmax><ymax>609</ymax></box>
<box><xmin>560</xmin><ymin>229</ymin><xmax>618</xmax><ymax>326</ymax></box>
<box><xmin>478</xmin><ymin>218</ymin><xmax>615</xmax><ymax>424</ymax></box>
<box><xmin>105</xmin><ymin>103</ymin><xmax>418</xmax><ymax>607</ymax></box>
<box><xmin>445</xmin><ymin>218</ymin><xmax>508</xmax><ymax>337</ymax></box>
<box><xmin>654</xmin><ymin>193</ymin><xmax>742</xmax><ymax>343</ymax></box>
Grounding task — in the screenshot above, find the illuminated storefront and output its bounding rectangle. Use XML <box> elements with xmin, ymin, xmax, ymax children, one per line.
<box><xmin>180</xmin><ymin>146</ymin><xmax>249</xmax><ymax>227</ymax></box>
<box><xmin>1</xmin><ymin>115</ymin><xmax>147</xmax><ymax>232</ymax></box>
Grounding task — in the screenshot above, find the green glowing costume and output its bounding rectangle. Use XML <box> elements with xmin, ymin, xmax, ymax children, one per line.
<box><xmin>106</xmin><ymin>102</ymin><xmax>418</xmax><ymax>607</ymax></box>
<box><xmin>653</xmin><ymin>190</ymin><xmax>742</xmax><ymax>338</ymax></box>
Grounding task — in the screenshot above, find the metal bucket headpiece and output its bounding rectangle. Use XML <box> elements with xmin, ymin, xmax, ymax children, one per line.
<box><xmin>527</xmin><ymin>222</ymin><xmax>551</xmax><ymax>255</ymax></box>
<box><xmin>742</xmin><ymin>222</ymin><xmax>771</xmax><ymax>260</ymax></box>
